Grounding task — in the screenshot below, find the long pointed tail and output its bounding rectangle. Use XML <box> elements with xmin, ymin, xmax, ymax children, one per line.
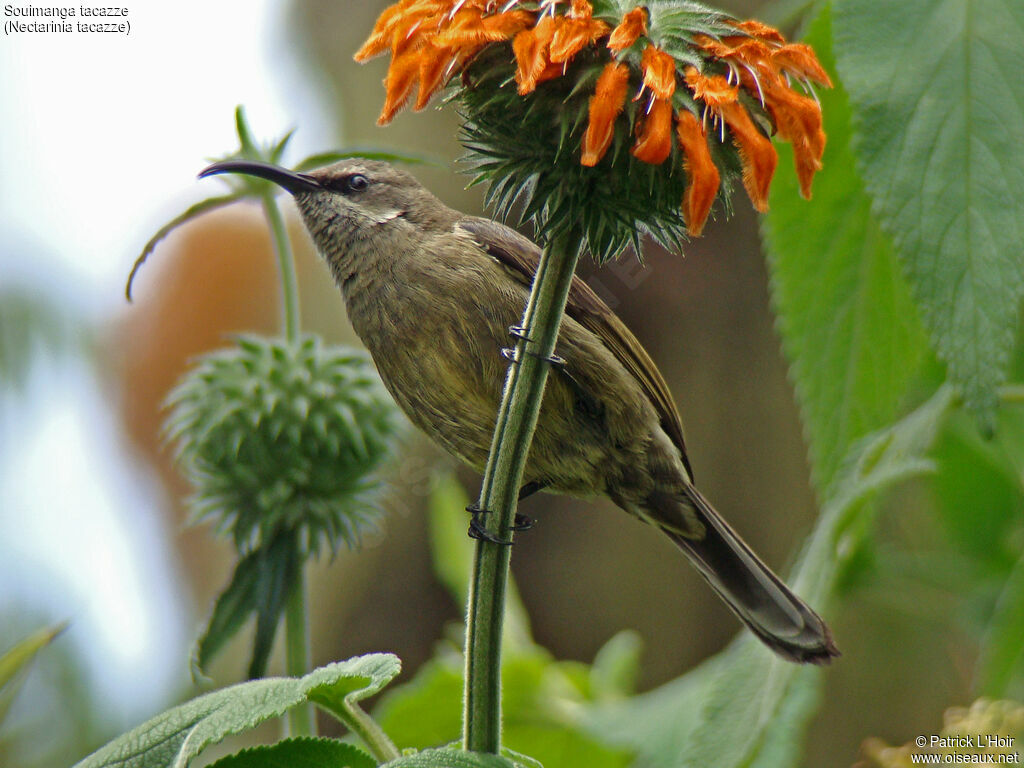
<box><xmin>648</xmin><ymin>485</ymin><xmax>839</xmax><ymax>664</ymax></box>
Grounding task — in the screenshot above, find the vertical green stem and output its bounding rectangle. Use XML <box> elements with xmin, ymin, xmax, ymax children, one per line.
<box><xmin>463</xmin><ymin>229</ymin><xmax>580</xmax><ymax>753</ymax></box>
<box><xmin>262</xmin><ymin>193</ymin><xmax>301</xmax><ymax>345</ymax></box>
<box><xmin>262</xmin><ymin>192</ymin><xmax>312</xmax><ymax>735</ymax></box>
<box><xmin>285</xmin><ymin>567</ymin><xmax>316</xmax><ymax>737</ymax></box>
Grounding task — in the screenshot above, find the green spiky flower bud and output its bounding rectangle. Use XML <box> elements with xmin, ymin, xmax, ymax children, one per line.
<box><xmin>166</xmin><ymin>335</ymin><xmax>400</xmax><ymax>556</ymax></box>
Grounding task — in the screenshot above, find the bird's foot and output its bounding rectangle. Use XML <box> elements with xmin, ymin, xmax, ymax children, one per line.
<box><xmin>511</xmin><ymin>513</ymin><xmax>533</xmax><ymax>531</ymax></box>
<box><xmin>466</xmin><ymin>503</ymin><xmax>513</xmax><ymax>545</ymax></box>
<box><xmin>500</xmin><ymin>347</ymin><xmax>566</xmax><ymax>368</ymax></box>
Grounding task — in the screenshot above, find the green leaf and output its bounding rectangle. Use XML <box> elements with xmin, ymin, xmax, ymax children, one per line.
<box><xmin>73</xmin><ymin>654</ymin><xmax>401</xmax><ymax>768</ymax></box>
<box><xmin>588</xmin><ymin>631</ymin><xmax>642</xmax><ymax>701</ymax></box>
<box><xmin>249</xmin><ymin>531</ymin><xmax>302</xmax><ymax>679</ymax></box>
<box><xmin>381</xmin><ymin>748</ymin><xmax>516</xmax><ymax>768</ymax></box>
<box><xmin>194</xmin><ymin>530</ymin><xmax>302</xmax><ymax>679</ymax></box>
<box><xmin>763</xmin><ymin>5</ymin><xmax>929</xmax><ymax>492</ymax></box>
<box><xmin>375</xmin><ymin>649</ymin><xmax>629</xmax><ymax>768</ymax></box>
<box><xmin>125</xmin><ymin>193</ymin><xmax>242</xmax><ymax>301</ymax></box>
<box><xmin>929</xmin><ymin>403</ymin><xmax>1024</xmax><ymax>571</ymax></box>
<box><xmin>294</xmin><ymin>150</ymin><xmax>441</xmax><ymax>173</ymax></box>
<box><xmin>833</xmin><ymin>0</ymin><xmax>1024</xmax><ymax>425</ymax></box>
<box><xmin>0</xmin><ymin>623</ymin><xmax>67</xmax><ymax>728</ymax></box>
<box><xmin>205</xmin><ymin>738</ymin><xmax>376</xmax><ymax>768</ymax></box>
<box><xmin>0</xmin><ymin>289</ymin><xmax>82</xmax><ymax>394</ymax></box>
<box><xmin>977</xmin><ymin>547</ymin><xmax>1024</xmax><ymax>698</ymax></box>
<box><xmin>235</xmin><ymin>106</ymin><xmax>259</xmax><ymax>159</ymax></box>
<box><xmin>588</xmin><ymin>386</ymin><xmax>956</xmax><ymax>768</ymax></box>
<box><xmin>427</xmin><ymin>473</ymin><xmax>476</xmax><ymax>607</ymax></box>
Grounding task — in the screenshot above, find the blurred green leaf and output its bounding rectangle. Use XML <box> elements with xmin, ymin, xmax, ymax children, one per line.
<box><xmin>763</xmin><ymin>4</ymin><xmax>929</xmax><ymax>492</ymax></box>
<box><xmin>978</xmin><ymin>548</ymin><xmax>1024</xmax><ymax>699</ymax></box>
<box><xmin>293</xmin><ymin>150</ymin><xmax>441</xmax><ymax>173</ymax></box>
<box><xmin>235</xmin><ymin>105</ymin><xmax>259</xmax><ymax>158</ymax></box>
<box><xmin>427</xmin><ymin>474</ymin><xmax>532</xmax><ymax>649</ymax></box>
<box><xmin>0</xmin><ymin>289</ymin><xmax>83</xmax><ymax>393</ymax></box>
<box><xmin>589</xmin><ymin>386</ymin><xmax>956</xmax><ymax>768</ymax></box>
<box><xmin>930</xmin><ymin>404</ymin><xmax>1024</xmax><ymax>571</ymax></box>
<box><xmin>427</xmin><ymin>473</ymin><xmax>477</xmax><ymax>607</ymax></box>
<box><xmin>205</xmin><ymin>738</ymin><xmax>375</xmax><ymax>768</ymax></box>
<box><xmin>833</xmin><ymin>0</ymin><xmax>1024</xmax><ymax>425</ymax></box>
<box><xmin>588</xmin><ymin>631</ymin><xmax>642</xmax><ymax>701</ymax></box>
<box><xmin>381</xmin><ymin>748</ymin><xmax>517</xmax><ymax>768</ymax></box>
<box><xmin>375</xmin><ymin>646</ymin><xmax>629</xmax><ymax>768</ymax></box>
<box><xmin>0</xmin><ymin>623</ymin><xmax>67</xmax><ymax>729</ymax></box>
<box><xmin>73</xmin><ymin>654</ymin><xmax>400</xmax><ymax>768</ymax></box>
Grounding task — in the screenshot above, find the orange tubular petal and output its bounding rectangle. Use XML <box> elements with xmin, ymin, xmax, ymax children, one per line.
<box><xmin>414</xmin><ymin>42</ymin><xmax>455</xmax><ymax>110</ymax></box>
<box><xmin>437</xmin><ymin>8</ymin><xmax>533</xmax><ymax>48</ymax></box>
<box><xmin>513</xmin><ymin>15</ymin><xmax>556</xmax><ymax>95</ymax></box>
<box><xmin>569</xmin><ymin>0</ymin><xmax>594</xmax><ymax>16</ymax></box>
<box><xmin>534</xmin><ymin>61</ymin><xmax>565</xmax><ymax>86</ymax></box>
<box><xmin>728</xmin><ymin>19</ymin><xmax>786</xmax><ymax>44</ymax></box>
<box><xmin>549</xmin><ymin>16</ymin><xmax>610</xmax><ymax>63</ymax></box>
<box><xmin>641</xmin><ymin>44</ymin><xmax>677</xmax><ymax>98</ymax></box>
<box><xmin>631</xmin><ymin>98</ymin><xmax>674</xmax><ymax>165</ymax></box>
<box><xmin>378</xmin><ymin>49</ymin><xmax>421</xmax><ymax>125</ymax></box>
<box><xmin>760</xmin><ymin>77</ymin><xmax>825</xmax><ymax>198</ymax></box>
<box><xmin>792</xmin><ymin>139</ymin><xmax>823</xmax><ymax>199</ymax></box>
<box><xmin>355</xmin><ymin>2</ymin><xmax>407</xmax><ymax>61</ymax></box>
<box><xmin>480</xmin><ymin>9</ymin><xmax>535</xmax><ymax>41</ymax></box>
<box><xmin>581</xmin><ymin>61</ymin><xmax>630</xmax><ymax>166</ymax></box>
<box><xmin>608</xmin><ymin>7</ymin><xmax>647</xmax><ymax>53</ymax></box>
<box><xmin>684</xmin><ymin>66</ymin><xmax>738</xmax><ymax>108</ymax></box>
<box><xmin>772</xmin><ymin>43</ymin><xmax>833</xmax><ymax>87</ymax></box>
<box><xmin>676</xmin><ymin>110</ymin><xmax>721</xmax><ymax>236</ymax></box>
<box><xmin>720</xmin><ymin>101</ymin><xmax>777</xmax><ymax>211</ymax></box>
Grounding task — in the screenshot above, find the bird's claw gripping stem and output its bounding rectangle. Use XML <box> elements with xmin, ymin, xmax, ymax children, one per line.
<box><xmin>466</xmin><ymin>505</ymin><xmax>534</xmax><ymax>544</ymax></box>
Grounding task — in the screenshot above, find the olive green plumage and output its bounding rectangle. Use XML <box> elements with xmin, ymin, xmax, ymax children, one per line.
<box><xmin>201</xmin><ymin>157</ymin><xmax>838</xmax><ymax>664</ymax></box>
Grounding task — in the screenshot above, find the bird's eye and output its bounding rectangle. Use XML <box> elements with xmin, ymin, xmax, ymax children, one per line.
<box><xmin>346</xmin><ymin>174</ymin><xmax>369</xmax><ymax>192</ymax></box>
<box><xmin>327</xmin><ymin>173</ymin><xmax>370</xmax><ymax>194</ymax></box>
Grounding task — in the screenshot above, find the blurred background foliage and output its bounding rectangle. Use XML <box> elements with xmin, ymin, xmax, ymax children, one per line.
<box><xmin>2</xmin><ymin>0</ymin><xmax>1023</xmax><ymax>766</ymax></box>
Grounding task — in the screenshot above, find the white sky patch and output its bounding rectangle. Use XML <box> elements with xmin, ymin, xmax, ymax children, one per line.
<box><xmin>0</xmin><ymin>359</ymin><xmax>190</xmax><ymax>723</ymax></box>
<box><xmin>0</xmin><ymin>0</ymin><xmax>329</xmax><ymax>312</ymax></box>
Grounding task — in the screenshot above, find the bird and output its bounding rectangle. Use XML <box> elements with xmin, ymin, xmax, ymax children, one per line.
<box><xmin>199</xmin><ymin>157</ymin><xmax>839</xmax><ymax>664</ymax></box>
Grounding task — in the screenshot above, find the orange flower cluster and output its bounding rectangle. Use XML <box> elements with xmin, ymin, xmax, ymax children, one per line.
<box><xmin>356</xmin><ymin>1</ymin><xmax>831</xmax><ymax>237</ymax></box>
<box><xmin>693</xmin><ymin>20</ymin><xmax>833</xmax><ymax>201</ymax></box>
<box><xmin>355</xmin><ymin>0</ymin><xmax>535</xmax><ymax>123</ymax></box>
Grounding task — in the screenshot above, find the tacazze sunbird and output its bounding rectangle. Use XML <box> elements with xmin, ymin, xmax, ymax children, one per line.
<box><xmin>200</xmin><ymin>157</ymin><xmax>839</xmax><ymax>665</ymax></box>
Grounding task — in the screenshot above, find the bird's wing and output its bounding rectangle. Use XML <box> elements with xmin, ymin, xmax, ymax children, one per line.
<box><xmin>456</xmin><ymin>216</ymin><xmax>693</xmax><ymax>480</ymax></box>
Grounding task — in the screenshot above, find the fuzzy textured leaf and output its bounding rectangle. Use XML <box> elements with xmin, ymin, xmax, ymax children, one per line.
<box><xmin>834</xmin><ymin>0</ymin><xmax>1024</xmax><ymax>424</ymax></box>
<box><xmin>73</xmin><ymin>654</ymin><xmax>400</xmax><ymax>768</ymax></box>
<box><xmin>763</xmin><ymin>6</ymin><xmax>929</xmax><ymax>491</ymax></box>
<box><xmin>205</xmin><ymin>738</ymin><xmax>376</xmax><ymax>768</ymax></box>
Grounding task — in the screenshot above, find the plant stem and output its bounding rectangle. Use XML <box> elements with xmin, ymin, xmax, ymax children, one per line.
<box><xmin>262</xmin><ymin>193</ymin><xmax>301</xmax><ymax>345</ymax></box>
<box><xmin>335</xmin><ymin>699</ymin><xmax>401</xmax><ymax>763</ymax></box>
<box><xmin>263</xmin><ymin>191</ymin><xmax>312</xmax><ymax>736</ymax></box>
<box><xmin>285</xmin><ymin>566</ymin><xmax>316</xmax><ymax>737</ymax></box>
<box><xmin>463</xmin><ymin>229</ymin><xmax>579</xmax><ymax>753</ymax></box>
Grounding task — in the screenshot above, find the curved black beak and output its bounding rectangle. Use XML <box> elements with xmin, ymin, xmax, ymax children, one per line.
<box><xmin>199</xmin><ymin>160</ymin><xmax>321</xmax><ymax>194</ymax></box>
